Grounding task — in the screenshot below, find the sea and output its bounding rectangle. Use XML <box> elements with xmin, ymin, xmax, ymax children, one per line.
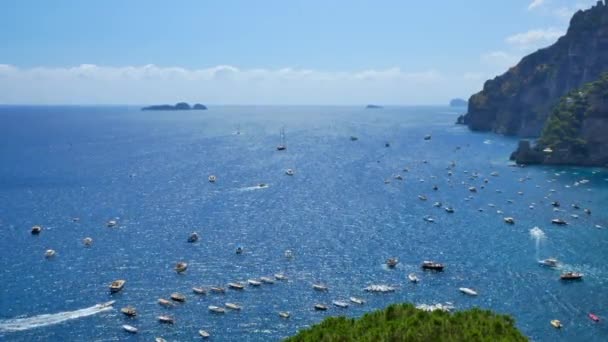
<box><xmin>0</xmin><ymin>105</ymin><xmax>607</xmax><ymax>341</ymax></box>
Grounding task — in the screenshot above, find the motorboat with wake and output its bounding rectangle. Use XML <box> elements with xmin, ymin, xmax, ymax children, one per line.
<box><xmin>459</xmin><ymin>287</ymin><xmax>478</xmax><ymax>296</ymax></box>
<box><xmin>538</xmin><ymin>258</ymin><xmax>559</xmax><ymax>267</ymax></box>
<box><xmin>560</xmin><ymin>271</ymin><xmax>583</xmax><ymax>280</ymax></box>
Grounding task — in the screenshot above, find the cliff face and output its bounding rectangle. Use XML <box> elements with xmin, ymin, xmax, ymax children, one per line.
<box><xmin>511</xmin><ymin>72</ymin><xmax>608</xmax><ymax>166</ymax></box>
<box><xmin>464</xmin><ymin>1</ymin><xmax>608</xmax><ymax>137</ymax></box>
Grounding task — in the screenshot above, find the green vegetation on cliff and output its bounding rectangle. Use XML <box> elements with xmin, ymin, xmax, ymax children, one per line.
<box><xmin>286</xmin><ymin>304</ymin><xmax>527</xmax><ymax>342</ymax></box>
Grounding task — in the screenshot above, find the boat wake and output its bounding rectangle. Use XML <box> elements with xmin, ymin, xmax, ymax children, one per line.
<box><xmin>529</xmin><ymin>227</ymin><xmax>546</xmax><ymax>260</ymax></box>
<box><xmin>0</xmin><ymin>303</ymin><xmax>113</xmax><ymax>333</ymax></box>
<box><xmin>238</xmin><ymin>184</ymin><xmax>270</xmax><ymax>192</ymax></box>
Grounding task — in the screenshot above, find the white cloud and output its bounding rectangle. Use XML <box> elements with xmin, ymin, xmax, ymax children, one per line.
<box><xmin>0</xmin><ymin>64</ymin><xmax>476</xmax><ymax>105</ymax></box>
<box><xmin>506</xmin><ymin>28</ymin><xmax>564</xmax><ymax>49</ymax></box>
<box><xmin>528</xmin><ymin>0</ymin><xmax>546</xmax><ymax>11</ymax></box>
<box><xmin>480</xmin><ymin>51</ymin><xmax>522</xmax><ymax>69</ymax></box>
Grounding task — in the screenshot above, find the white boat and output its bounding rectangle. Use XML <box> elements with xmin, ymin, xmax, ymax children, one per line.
<box><xmin>274</xmin><ymin>273</ymin><xmax>288</xmax><ymax>281</ymax></box>
<box><xmin>247</xmin><ymin>279</ymin><xmax>262</xmax><ymax>286</ymax></box>
<box><xmin>122</xmin><ymin>324</ymin><xmax>138</xmax><ymax>333</ymax></box>
<box><xmin>433</xmin><ymin>201</ymin><xmax>442</xmax><ymax>207</ymax></box>
<box><xmin>107</xmin><ymin>220</ymin><xmax>118</xmax><ymax>227</ymax></box>
<box><xmin>170</xmin><ymin>292</ymin><xmax>186</xmax><ymax>302</ymax></box>
<box><xmin>45</xmin><ymin>249</ymin><xmax>56</xmax><ymax>258</ymax></box>
<box><xmin>314</xmin><ymin>304</ymin><xmax>328</xmax><ymax>311</ymax></box>
<box><xmin>158</xmin><ymin>315</ymin><xmax>175</xmax><ymax>324</ymax></box>
<box><xmin>279</xmin><ymin>311</ymin><xmax>291</xmax><ymax>318</ymax></box>
<box><xmin>228</xmin><ymin>282</ymin><xmax>245</xmax><ymax>290</ymax></box>
<box><xmin>313</xmin><ymin>284</ymin><xmax>328</xmax><ymax>291</ymax></box>
<box><xmin>158</xmin><ymin>298</ymin><xmax>173</xmax><ymax>307</ymax></box>
<box><xmin>408</xmin><ymin>273</ymin><xmax>419</xmax><ymax>283</ymax></box>
<box><xmin>193</xmin><ymin>287</ymin><xmax>207</xmax><ymax>295</ymax></box>
<box><xmin>539</xmin><ymin>258</ymin><xmax>559</xmax><ymax>267</ymax></box>
<box><xmin>444</xmin><ymin>207</ymin><xmax>455</xmax><ymax>213</ymax></box>
<box><xmin>155</xmin><ymin>337</ymin><xmax>167</xmax><ymax>342</ymax></box>
<box><xmin>208</xmin><ymin>305</ymin><xmax>225</xmax><ymax>313</ymax></box>
<box><xmin>208</xmin><ymin>175</ymin><xmax>216</xmax><ymax>183</ymax></box>
<box><xmin>349</xmin><ymin>297</ymin><xmax>365</xmax><ymax>305</ymax></box>
<box><xmin>109</xmin><ymin>279</ymin><xmax>126</xmax><ymax>293</ymax></box>
<box><xmin>459</xmin><ymin>287</ymin><xmax>478</xmax><ymax>296</ymax></box>
<box><xmin>31</xmin><ymin>225</ymin><xmax>43</xmax><ymax>235</ymax></box>
<box><xmin>96</xmin><ymin>300</ymin><xmax>116</xmax><ymax>308</ymax></box>
<box><xmin>199</xmin><ymin>330</ymin><xmax>210</xmax><ymax>338</ymax></box>
<box><xmin>187</xmin><ymin>232</ymin><xmax>199</xmax><ymax>243</ymax></box>
<box><xmin>332</xmin><ymin>300</ymin><xmax>349</xmax><ymax>308</ymax></box>
<box><xmin>210</xmin><ymin>286</ymin><xmax>225</xmax><ymax>293</ymax></box>
<box><xmin>175</xmin><ymin>261</ymin><xmax>188</xmax><ymax>273</ymax></box>
<box><xmin>225</xmin><ymin>302</ymin><xmax>242</xmax><ymax>310</ymax></box>
<box><xmin>503</xmin><ymin>217</ymin><xmax>515</xmax><ymax>224</ymax></box>
<box><xmin>418</xmin><ymin>195</ymin><xmax>427</xmax><ymax>201</ymax></box>
<box><xmin>277</xmin><ymin>127</ymin><xmax>287</xmax><ymax>151</ymax></box>
<box><xmin>284</xmin><ymin>249</ymin><xmax>294</xmax><ymax>259</ymax></box>
<box><xmin>285</xmin><ymin>168</ymin><xmax>295</xmax><ymax>176</ymax></box>
<box><xmin>469</xmin><ymin>186</ymin><xmax>477</xmax><ymax>193</ymax></box>
<box><xmin>260</xmin><ymin>276</ymin><xmax>275</xmax><ymax>284</ymax></box>
<box><xmin>83</xmin><ymin>237</ymin><xmax>93</xmax><ymax>246</ymax></box>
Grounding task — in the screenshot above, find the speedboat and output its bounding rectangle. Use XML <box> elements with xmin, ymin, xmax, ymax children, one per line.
<box><xmin>285</xmin><ymin>169</ymin><xmax>295</xmax><ymax>176</ymax></box>
<box><xmin>96</xmin><ymin>300</ymin><xmax>115</xmax><ymax>308</ymax></box>
<box><xmin>313</xmin><ymin>284</ymin><xmax>328</xmax><ymax>291</ymax></box>
<box><xmin>158</xmin><ymin>298</ymin><xmax>173</xmax><ymax>307</ymax></box>
<box><xmin>83</xmin><ymin>237</ymin><xmax>93</xmax><ymax>246</ymax></box>
<box><xmin>260</xmin><ymin>276</ymin><xmax>275</xmax><ymax>284</ymax></box>
<box><xmin>433</xmin><ymin>202</ymin><xmax>442</xmax><ymax>207</ymax></box>
<box><xmin>158</xmin><ymin>315</ymin><xmax>175</xmax><ymax>324</ymax></box>
<box><xmin>560</xmin><ymin>271</ymin><xmax>583</xmax><ymax>280</ymax></box>
<box><xmin>199</xmin><ymin>330</ymin><xmax>210</xmax><ymax>338</ymax></box>
<box><xmin>444</xmin><ymin>207</ymin><xmax>455</xmax><ymax>213</ymax></box>
<box><xmin>332</xmin><ymin>300</ymin><xmax>349</xmax><ymax>308</ymax></box>
<box><xmin>550</xmin><ymin>319</ymin><xmax>562</xmax><ymax>328</ymax></box>
<box><xmin>469</xmin><ymin>186</ymin><xmax>477</xmax><ymax>193</ymax></box>
<box><xmin>45</xmin><ymin>249</ymin><xmax>56</xmax><ymax>258</ymax></box>
<box><xmin>208</xmin><ymin>305</ymin><xmax>225</xmax><ymax>314</ymax></box>
<box><xmin>257</xmin><ymin>183</ymin><xmax>268</xmax><ymax>188</ymax></box>
<box><xmin>421</xmin><ymin>261</ymin><xmax>444</xmax><ymax>271</ymax></box>
<box><xmin>386</xmin><ymin>258</ymin><xmax>399</xmax><ymax>268</ymax></box>
<box><xmin>247</xmin><ymin>279</ymin><xmax>262</xmax><ymax>286</ymax></box>
<box><xmin>459</xmin><ymin>287</ymin><xmax>478</xmax><ymax>296</ymax></box>
<box><xmin>279</xmin><ymin>311</ymin><xmax>291</xmax><ymax>318</ymax></box>
<box><xmin>210</xmin><ymin>286</ymin><xmax>225</xmax><ymax>293</ymax></box>
<box><xmin>589</xmin><ymin>313</ymin><xmax>600</xmax><ymax>322</ymax></box>
<box><xmin>193</xmin><ymin>287</ymin><xmax>207</xmax><ymax>295</ymax></box>
<box><xmin>274</xmin><ymin>273</ymin><xmax>288</xmax><ymax>281</ymax></box>
<box><xmin>225</xmin><ymin>302</ymin><xmax>242</xmax><ymax>310</ymax></box>
<box><xmin>538</xmin><ymin>258</ymin><xmax>559</xmax><ymax>267</ymax></box>
<box><xmin>418</xmin><ymin>195</ymin><xmax>427</xmax><ymax>201</ymax></box>
<box><xmin>314</xmin><ymin>304</ymin><xmax>328</xmax><ymax>311</ymax></box>
<box><xmin>31</xmin><ymin>225</ymin><xmax>42</xmax><ymax>235</ymax></box>
<box><xmin>408</xmin><ymin>273</ymin><xmax>419</xmax><ymax>283</ymax></box>
<box><xmin>175</xmin><ymin>261</ymin><xmax>188</xmax><ymax>273</ymax></box>
<box><xmin>503</xmin><ymin>217</ymin><xmax>515</xmax><ymax>224</ymax></box>
<box><xmin>109</xmin><ymin>279</ymin><xmax>126</xmax><ymax>293</ymax></box>
<box><xmin>424</xmin><ymin>216</ymin><xmax>435</xmax><ymax>223</ymax></box>
<box><xmin>170</xmin><ymin>293</ymin><xmax>186</xmax><ymax>302</ymax></box>
<box><xmin>349</xmin><ymin>297</ymin><xmax>365</xmax><ymax>305</ymax></box>
<box><xmin>551</xmin><ymin>218</ymin><xmax>568</xmax><ymax>225</ymax></box>
<box><xmin>107</xmin><ymin>220</ymin><xmax>117</xmax><ymax>227</ymax></box>
<box><xmin>122</xmin><ymin>324</ymin><xmax>138</xmax><ymax>333</ymax></box>
<box><xmin>187</xmin><ymin>232</ymin><xmax>199</xmax><ymax>243</ymax></box>
<box><xmin>208</xmin><ymin>175</ymin><xmax>216</xmax><ymax>183</ymax></box>
<box><xmin>228</xmin><ymin>282</ymin><xmax>245</xmax><ymax>290</ymax></box>
<box><xmin>121</xmin><ymin>306</ymin><xmax>137</xmax><ymax>317</ymax></box>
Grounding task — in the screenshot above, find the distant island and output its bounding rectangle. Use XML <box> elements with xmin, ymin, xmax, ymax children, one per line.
<box><xmin>365</xmin><ymin>104</ymin><xmax>383</xmax><ymax>109</ymax></box>
<box><xmin>449</xmin><ymin>98</ymin><xmax>468</xmax><ymax>107</ymax></box>
<box><xmin>141</xmin><ymin>102</ymin><xmax>207</xmax><ymax>111</ymax></box>
<box><xmin>286</xmin><ymin>303</ymin><xmax>527</xmax><ymax>341</ymax></box>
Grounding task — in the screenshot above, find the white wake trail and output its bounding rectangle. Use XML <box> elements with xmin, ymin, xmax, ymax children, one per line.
<box><xmin>0</xmin><ymin>303</ymin><xmax>113</xmax><ymax>332</ymax></box>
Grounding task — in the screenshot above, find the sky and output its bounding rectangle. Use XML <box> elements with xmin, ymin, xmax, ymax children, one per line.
<box><xmin>0</xmin><ymin>0</ymin><xmax>600</xmax><ymax>105</ymax></box>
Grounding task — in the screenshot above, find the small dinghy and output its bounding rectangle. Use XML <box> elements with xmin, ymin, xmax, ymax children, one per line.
<box><xmin>285</xmin><ymin>169</ymin><xmax>295</xmax><ymax>176</ymax></box>
<box><xmin>332</xmin><ymin>300</ymin><xmax>349</xmax><ymax>308</ymax></box>
<box><xmin>550</xmin><ymin>319</ymin><xmax>562</xmax><ymax>328</ymax></box>
<box><xmin>589</xmin><ymin>313</ymin><xmax>600</xmax><ymax>322</ymax></box>
<box><xmin>122</xmin><ymin>324</ymin><xmax>138</xmax><ymax>333</ymax></box>
<box><xmin>107</xmin><ymin>219</ymin><xmax>118</xmax><ymax>227</ymax></box>
<box><xmin>503</xmin><ymin>217</ymin><xmax>515</xmax><ymax>224</ymax></box>
<box><xmin>444</xmin><ymin>207</ymin><xmax>454</xmax><ymax>213</ymax></box>
<box><xmin>349</xmin><ymin>297</ymin><xmax>365</xmax><ymax>305</ymax></box>
<box><xmin>208</xmin><ymin>305</ymin><xmax>225</xmax><ymax>314</ymax></box>
<box><xmin>158</xmin><ymin>315</ymin><xmax>174</xmax><ymax>324</ymax></box>
<box><xmin>175</xmin><ymin>261</ymin><xmax>188</xmax><ymax>273</ymax></box>
<box><xmin>193</xmin><ymin>287</ymin><xmax>207</xmax><ymax>295</ymax></box>
<box><xmin>247</xmin><ymin>279</ymin><xmax>262</xmax><ymax>286</ymax></box>
<box><xmin>408</xmin><ymin>273</ymin><xmax>419</xmax><ymax>283</ymax></box>
<box><xmin>225</xmin><ymin>302</ymin><xmax>242</xmax><ymax>310</ymax></box>
<box><xmin>551</xmin><ymin>218</ymin><xmax>568</xmax><ymax>225</ymax></box>
<box><xmin>279</xmin><ymin>311</ymin><xmax>291</xmax><ymax>318</ymax></box>
<box><xmin>313</xmin><ymin>284</ymin><xmax>328</xmax><ymax>291</ymax></box>
<box><xmin>314</xmin><ymin>304</ymin><xmax>328</xmax><ymax>311</ymax></box>
<box><xmin>199</xmin><ymin>330</ymin><xmax>210</xmax><ymax>338</ymax></box>
<box><xmin>459</xmin><ymin>287</ymin><xmax>478</xmax><ymax>296</ymax></box>
<box><xmin>228</xmin><ymin>282</ymin><xmax>245</xmax><ymax>290</ymax></box>
<box><xmin>155</xmin><ymin>338</ymin><xmax>167</xmax><ymax>342</ymax></box>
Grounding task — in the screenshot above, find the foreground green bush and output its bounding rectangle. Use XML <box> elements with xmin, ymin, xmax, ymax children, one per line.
<box><xmin>286</xmin><ymin>303</ymin><xmax>527</xmax><ymax>342</ymax></box>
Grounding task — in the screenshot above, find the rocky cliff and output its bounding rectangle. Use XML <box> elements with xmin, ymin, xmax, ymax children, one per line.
<box><xmin>463</xmin><ymin>1</ymin><xmax>608</xmax><ymax>137</ymax></box>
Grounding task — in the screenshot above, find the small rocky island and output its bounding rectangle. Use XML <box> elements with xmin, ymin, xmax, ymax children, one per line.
<box><xmin>449</xmin><ymin>98</ymin><xmax>468</xmax><ymax>107</ymax></box>
<box><xmin>365</xmin><ymin>104</ymin><xmax>383</xmax><ymax>109</ymax></box>
<box><xmin>141</xmin><ymin>102</ymin><xmax>207</xmax><ymax>111</ymax></box>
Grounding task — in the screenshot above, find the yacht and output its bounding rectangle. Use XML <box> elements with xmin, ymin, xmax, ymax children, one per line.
<box><xmin>459</xmin><ymin>287</ymin><xmax>478</xmax><ymax>296</ymax></box>
<box><xmin>158</xmin><ymin>315</ymin><xmax>175</xmax><ymax>324</ymax></box>
<box><xmin>225</xmin><ymin>302</ymin><xmax>242</xmax><ymax>310</ymax></box>
<box><xmin>107</xmin><ymin>220</ymin><xmax>118</xmax><ymax>227</ymax></box>
<box><xmin>551</xmin><ymin>218</ymin><xmax>568</xmax><ymax>225</ymax></box>
<box><xmin>121</xmin><ymin>306</ymin><xmax>137</xmax><ymax>317</ymax></box>
<box><xmin>560</xmin><ymin>271</ymin><xmax>583</xmax><ymax>280</ymax></box>
<box><xmin>158</xmin><ymin>298</ymin><xmax>173</xmax><ymax>307</ymax></box>
<box><xmin>208</xmin><ymin>305</ymin><xmax>225</xmax><ymax>314</ymax></box>
<box><xmin>349</xmin><ymin>297</ymin><xmax>365</xmax><ymax>305</ymax></box>
<box><xmin>550</xmin><ymin>319</ymin><xmax>562</xmax><ymax>328</ymax></box>
<box><xmin>503</xmin><ymin>217</ymin><xmax>515</xmax><ymax>224</ymax></box>
<box><xmin>421</xmin><ymin>261</ymin><xmax>444</xmax><ymax>271</ymax></box>
<box><xmin>193</xmin><ymin>287</ymin><xmax>207</xmax><ymax>295</ymax></box>
<box><xmin>210</xmin><ymin>286</ymin><xmax>225</xmax><ymax>294</ymax></box>
<box><xmin>247</xmin><ymin>279</ymin><xmax>262</xmax><ymax>286</ymax></box>
<box><xmin>170</xmin><ymin>293</ymin><xmax>186</xmax><ymax>302</ymax></box>
<box><xmin>228</xmin><ymin>282</ymin><xmax>245</xmax><ymax>290</ymax></box>
<box><xmin>386</xmin><ymin>258</ymin><xmax>399</xmax><ymax>268</ymax></box>
<box><xmin>444</xmin><ymin>207</ymin><xmax>455</xmax><ymax>213</ymax></box>
<box><xmin>260</xmin><ymin>276</ymin><xmax>275</xmax><ymax>284</ymax></box>
<box><xmin>433</xmin><ymin>202</ymin><xmax>442</xmax><ymax>208</ymax></box>
<box><xmin>314</xmin><ymin>304</ymin><xmax>328</xmax><ymax>311</ymax></box>
<box><xmin>279</xmin><ymin>311</ymin><xmax>291</xmax><ymax>318</ymax></box>
<box><xmin>175</xmin><ymin>261</ymin><xmax>188</xmax><ymax>273</ymax></box>
<box><xmin>199</xmin><ymin>330</ymin><xmax>210</xmax><ymax>338</ymax></box>
<box><xmin>83</xmin><ymin>237</ymin><xmax>93</xmax><ymax>246</ymax></box>
<box><xmin>332</xmin><ymin>300</ymin><xmax>349</xmax><ymax>308</ymax></box>
<box><xmin>31</xmin><ymin>225</ymin><xmax>42</xmax><ymax>235</ymax></box>
<box><xmin>122</xmin><ymin>324</ymin><xmax>138</xmax><ymax>334</ymax></box>
<box><xmin>285</xmin><ymin>168</ymin><xmax>295</xmax><ymax>176</ymax></box>
<box><xmin>45</xmin><ymin>249</ymin><xmax>56</xmax><ymax>258</ymax></box>
<box><xmin>538</xmin><ymin>258</ymin><xmax>559</xmax><ymax>267</ymax></box>
<box><xmin>187</xmin><ymin>232</ymin><xmax>199</xmax><ymax>243</ymax></box>
<box><xmin>313</xmin><ymin>284</ymin><xmax>328</xmax><ymax>291</ymax></box>
<box><xmin>418</xmin><ymin>195</ymin><xmax>427</xmax><ymax>201</ymax></box>
<box><xmin>277</xmin><ymin>127</ymin><xmax>287</xmax><ymax>151</ymax></box>
<box><xmin>155</xmin><ymin>338</ymin><xmax>167</xmax><ymax>342</ymax></box>
<box><xmin>208</xmin><ymin>175</ymin><xmax>216</xmax><ymax>183</ymax></box>
<box><xmin>109</xmin><ymin>279</ymin><xmax>126</xmax><ymax>293</ymax></box>
<box><xmin>274</xmin><ymin>273</ymin><xmax>288</xmax><ymax>281</ymax></box>
<box><xmin>408</xmin><ymin>273</ymin><xmax>419</xmax><ymax>283</ymax></box>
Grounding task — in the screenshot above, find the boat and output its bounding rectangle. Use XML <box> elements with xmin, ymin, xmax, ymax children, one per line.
<box><xmin>433</xmin><ymin>202</ymin><xmax>442</xmax><ymax>208</ymax></box>
<box><xmin>170</xmin><ymin>293</ymin><xmax>186</xmax><ymax>302</ymax></box>
<box><xmin>109</xmin><ymin>279</ymin><xmax>126</xmax><ymax>293</ymax></box>
<box><xmin>285</xmin><ymin>168</ymin><xmax>295</xmax><ymax>176</ymax></box>
<box><xmin>418</xmin><ymin>195</ymin><xmax>427</xmax><ymax>201</ymax></box>
<box><xmin>432</xmin><ymin>185</ymin><xmax>438</xmax><ymax>190</ymax></box>
<box><xmin>551</xmin><ymin>201</ymin><xmax>560</xmax><ymax>207</ymax></box>
<box><xmin>332</xmin><ymin>300</ymin><xmax>349</xmax><ymax>308</ymax></box>
<box><xmin>444</xmin><ymin>207</ymin><xmax>455</xmax><ymax>213</ymax></box>
<box><xmin>313</xmin><ymin>284</ymin><xmax>328</xmax><ymax>291</ymax></box>
<box><xmin>107</xmin><ymin>220</ymin><xmax>117</xmax><ymax>227</ymax></box>
<box><xmin>543</xmin><ymin>147</ymin><xmax>554</xmax><ymax>153</ymax></box>
<box><xmin>210</xmin><ymin>286</ymin><xmax>225</xmax><ymax>293</ymax></box>
<box><xmin>208</xmin><ymin>175</ymin><xmax>216</xmax><ymax>183</ymax></box>
<box><xmin>279</xmin><ymin>311</ymin><xmax>291</xmax><ymax>318</ymax></box>
<box><xmin>225</xmin><ymin>302</ymin><xmax>242</xmax><ymax>310</ymax></box>
<box><xmin>560</xmin><ymin>271</ymin><xmax>583</xmax><ymax>280</ymax></box>
<box><xmin>459</xmin><ymin>287</ymin><xmax>478</xmax><ymax>296</ymax></box>
<box><xmin>424</xmin><ymin>135</ymin><xmax>432</xmax><ymax>140</ymax></box>
<box><xmin>421</xmin><ymin>261</ymin><xmax>444</xmax><ymax>271</ymax></box>
<box><xmin>187</xmin><ymin>232</ymin><xmax>199</xmax><ymax>243</ymax></box>
<box><xmin>589</xmin><ymin>313</ymin><xmax>600</xmax><ymax>322</ymax></box>
<box><xmin>284</xmin><ymin>249</ymin><xmax>294</xmax><ymax>259</ymax></box>
<box><xmin>408</xmin><ymin>273</ymin><xmax>419</xmax><ymax>283</ymax></box>
<box><xmin>350</xmin><ymin>136</ymin><xmax>358</xmax><ymax>141</ymax></box>
<box><xmin>235</xmin><ymin>246</ymin><xmax>244</xmax><ymax>254</ymax></box>
<box><xmin>199</xmin><ymin>329</ymin><xmax>210</xmax><ymax>338</ymax></box>
<box><xmin>247</xmin><ymin>279</ymin><xmax>262</xmax><ymax>286</ymax></box>
<box><xmin>551</xmin><ymin>218</ymin><xmax>568</xmax><ymax>225</ymax></box>
<box><xmin>193</xmin><ymin>287</ymin><xmax>207</xmax><ymax>295</ymax></box>
<box><xmin>257</xmin><ymin>183</ymin><xmax>268</xmax><ymax>188</ymax></box>
<box><xmin>277</xmin><ymin>127</ymin><xmax>287</xmax><ymax>151</ymax></box>
<box><xmin>503</xmin><ymin>217</ymin><xmax>515</xmax><ymax>224</ymax></box>
<box><xmin>45</xmin><ymin>249</ymin><xmax>56</xmax><ymax>258</ymax></box>
<box><xmin>122</xmin><ymin>324</ymin><xmax>138</xmax><ymax>333</ymax></box>
<box><xmin>550</xmin><ymin>319</ymin><xmax>562</xmax><ymax>328</ymax></box>
<box><xmin>385</xmin><ymin>142</ymin><xmax>390</xmax><ymax>147</ymax></box>
<box><xmin>155</xmin><ymin>337</ymin><xmax>167</xmax><ymax>342</ymax></box>
<box><xmin>364</xmin><ymin>284</ymin><xmax>395</xmax><ymax>293</ymax></box>
<box><xmin>424</xmin><ymin>217</ymin><xmax>435</xmax><ymax>223</ymax></box>
<box><xmin>83</xmin><ymin>237</ymin><xmax>93</xmax><ymax>246</ymax></box>
<box><xmin>274</xmin><ymin>273</ymin><xmax>288</xmax><ymax>281</ymax></box>
<box><xmin>538</xmin><ymin>258</ymin><xmax>559</xmax><ymax>267</ymax></box>
<box><xmin>314</xmin><ymin>304</ymin><xmax>328</xmax><ymax>311</ymax></box>
<box><xmin>158</xmin><ymin>298</ymin><xmax>173</xmax><ymax>307</ymax></box>
<box><xmin>394</xmin><ymin>174</ymin><xmax>403</xmax><ymax>180</ymax></box>
<box><xmin>175</xmin><ymin>261</ymin><xmax>188</xmax><ymax>273</ymax></box>
<box><xmin>121</xmin><ymin>306</ymin><xmax>137</xmax><ymax>317</ymax></box>
<box><xmin>584</xmin><ymin>208</ymin><xmax>591</xmax><ymax>215</ymax></box>
<box><xmin>386</xmin><ymin>258</ymin><xmax>399</xmax><ymax>268</ymax></box>
<box><xmin>469</xmin><ymin>186</ymin><xmax>477</xmax><ymax>193</ymax></box>
<box><xmin>228</xmin><ymin>282</ymin><xmax>245</xmax><ymax>290</ymax></box>
<box><xmin>260</xmin><ymin>276</ymin><xmax>275</xmax><ymax>284</ymax></box>
<box><xmin>349</xmin><ymin>297</ymin><xmax>365</xmax><ymax>305</ymax></box>
<box><xmin>31</xmin><ymin>225</ymin><xmax>42</xmax><ymax>235</ymax></box>
<box><xmin>158</xmin><ymin>315</ymin><xmax>174</xmax><ymax>324</ymax></box>
<box><xmin>208</xmin><ymin>305</ymin><xmax>225</xmax><ymax>314</ymax></box>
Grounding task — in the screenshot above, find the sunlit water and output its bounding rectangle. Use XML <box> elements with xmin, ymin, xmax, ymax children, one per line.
<box><xmin>0</xmin><ymin>106</ymin><xmax>607</xmax><ymax>341</ymax></box>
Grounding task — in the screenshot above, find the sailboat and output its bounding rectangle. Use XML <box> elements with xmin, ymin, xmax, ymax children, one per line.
<box><xmin>277</xmin><ymin>127</ymin><xmax>287</xmax><ymax>151</ymax></box>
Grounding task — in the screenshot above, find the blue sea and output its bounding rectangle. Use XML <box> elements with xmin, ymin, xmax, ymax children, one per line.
<box><xmin>0</xmin><ymin>105</ymin><xmax>607</xmax><ymax>341</ymax></box>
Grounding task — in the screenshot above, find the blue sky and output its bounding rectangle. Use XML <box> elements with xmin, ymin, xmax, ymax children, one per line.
<box><xmin>0</xmin><ymin>0</ymin><xmax>599</xmax><ymax>104</ymax></box>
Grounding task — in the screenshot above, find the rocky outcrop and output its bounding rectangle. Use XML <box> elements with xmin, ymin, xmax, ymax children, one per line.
<box><xmin>463</xmin><ymin>1</ymin><xmax>608</xmax><ymax>137</ymax></box>
<box><xmin>142</xmin><ymin>102</ymin><xmax>207</xmax><ymax>111</ymax></box>
<box><xmin>449</xmin><ymin>98</ymin><xmax>468</xmax><ymax>107</ymax></box>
